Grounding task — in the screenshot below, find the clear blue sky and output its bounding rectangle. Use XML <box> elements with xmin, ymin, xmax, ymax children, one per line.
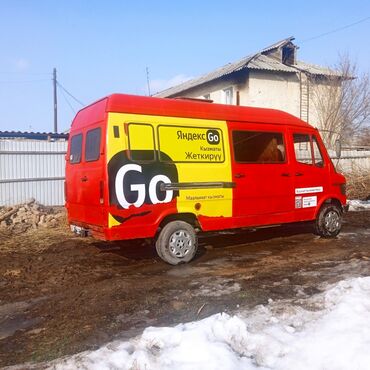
<box><xmin>0</xmin><ymin>0</ymin><xmax>369</xmax><ymax>133</ymax></box>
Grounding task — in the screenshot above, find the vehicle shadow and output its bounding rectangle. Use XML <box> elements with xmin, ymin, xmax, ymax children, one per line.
<box><xmin>92</xmin><ymin>238</ymin><xmax>158</xmax><ymax>260</ymax></box>
<box><xmin>199</xmin><ymin>222</ymin><xmax>314</xmax><ymax>249</ymax></box>
<box><xmin>91</xmin><ymin>222</ymin><xmax>314</xmax><ymax>262</ymax></box>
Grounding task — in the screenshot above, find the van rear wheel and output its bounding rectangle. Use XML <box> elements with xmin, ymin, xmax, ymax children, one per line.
<box><xmin>315</xmin><ymin>204</ymin><xmax>342</xmax><ymax>238</ymax></box>
<box><xmin>156</xmin><ymin>221</ymin><xmax>197</xmax><ymax>265</ymax></box>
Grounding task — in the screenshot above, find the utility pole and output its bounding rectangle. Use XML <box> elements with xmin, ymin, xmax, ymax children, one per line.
<box><xmin>53</xmin><ymin>68</ymin><xmax>58</xmax><ymax>133</ymax></box>
<box><xmin>146</xmin><ymin>67</ymin><xmax>151</xmax><ymax>96</ymax></box>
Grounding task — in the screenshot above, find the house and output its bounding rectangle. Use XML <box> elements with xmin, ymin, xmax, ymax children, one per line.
<box><xmin>155</xmin><ymin>37</ymin><xmax>342</xmax><ymax>130</ymax></box>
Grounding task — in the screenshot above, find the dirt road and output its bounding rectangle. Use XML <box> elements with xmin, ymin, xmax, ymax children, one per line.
<box><xmin>1</xmin><ymin>211</ymin><xmax>369</xmax><ymax>367</ymax></box>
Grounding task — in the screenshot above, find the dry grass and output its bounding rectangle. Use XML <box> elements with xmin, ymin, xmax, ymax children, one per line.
<box><xmin>344</xmin><ymin>169</ymin><xmax>370</xmax><ymax>200</ymax></box>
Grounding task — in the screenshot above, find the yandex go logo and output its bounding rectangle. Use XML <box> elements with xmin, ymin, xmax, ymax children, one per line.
<box><xmin>115</xmin><ymin>164</ymin><xmax>173</xmax><ymax>209</ymax></box>
<box><xmin>206</xmin><ymin>129</ymin><xmax>220</xmax><ymax>145</ymax></box>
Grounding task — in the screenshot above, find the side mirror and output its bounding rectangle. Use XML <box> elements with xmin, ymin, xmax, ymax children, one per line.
<box><xmin>335</xmin><ymin>139</ymin><xmax>341</xmax><ymax>158</ymax></box>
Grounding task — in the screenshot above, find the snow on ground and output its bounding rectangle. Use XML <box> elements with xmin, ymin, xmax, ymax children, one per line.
<box><xmin>348</xmin><ymin>199</ymin><xmax>370</xmax><ymax>211</ymax></box>
<box><xmin>50</xmin><ymin>276</ymin><xmax>370</xmax><ymax>370</ymax></box>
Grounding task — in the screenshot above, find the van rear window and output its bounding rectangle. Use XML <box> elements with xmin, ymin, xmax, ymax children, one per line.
<box><xmin>232</xmin><ymin>131</ymin><xmax>285</xmax><ymax>163</ymax></box>
<box><xmin>70</xmin><ymin>134</ymin><xmax>82</xmax><ymax>164</ymax></box>
<box><xmin>85</xmin><ymin>128</ymin><xmax>101</xmax><ymax>162</ymax></box>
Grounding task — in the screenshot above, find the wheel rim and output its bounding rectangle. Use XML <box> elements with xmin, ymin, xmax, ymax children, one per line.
<box><xmin>168</xmin><ymin>229</ymin><xmax>192</xmax><ymax>258</ymax></box>
<box><xmin>324</xmin><ymin>210</ymin><xmax>340</xmax><ymax>233</ymax></box>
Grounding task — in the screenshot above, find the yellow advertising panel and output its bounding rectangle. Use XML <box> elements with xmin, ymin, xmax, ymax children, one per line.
<box><xmin>158</xmin><ymin>125</ymin><xmax>224</xmax><ymax>163</ymax></box>
<box><xmin>106</xmin><ymin>112</ymin><xmax>233</xmax><ymax>227</ymax></box>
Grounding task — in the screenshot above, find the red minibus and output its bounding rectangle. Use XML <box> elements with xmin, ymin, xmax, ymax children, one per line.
<box><xmin>65</xmin><ymin>94</ymin><xmax>347</xmax><ymax>264</ymax></box>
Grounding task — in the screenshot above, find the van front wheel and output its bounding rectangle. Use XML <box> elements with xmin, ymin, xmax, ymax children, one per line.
<box><xmin>315</xmin><ymin>204</ymin><xmax>342</xmax><ymax>238</ymax></box>
<box><xmin>156</xmin><ymin>221</ymin><xmax>197</xmax><ymax>265</ymax></box>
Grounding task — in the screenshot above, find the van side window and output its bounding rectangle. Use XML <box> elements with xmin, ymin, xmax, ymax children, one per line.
<box><xmin>232</xmin><ymin>131</ymin><xmax>285</xmax><ymax>163</ymax></box>
<box><xmin>128</xmin><ymin>123</ymin><xmax>155</xmax><ymax>161</ymax></box>
<box><xmin>312</xmin><ymin>136</ymin><xmax>324</xmax><ymax>167</ymax></box>
<box><xmin>293</xmin><ymin>134</ymin><xmax>312</xmax><ymax>165</ymax></box>
<box><xmin>70</xmin><ymin>134</ymin><xmax>82</xmax><ymax>164</ymax></box>
<box><xmin>85</xmin><ymin>128</ymin><xmax>101</xmax><ymax>162</ymax></box>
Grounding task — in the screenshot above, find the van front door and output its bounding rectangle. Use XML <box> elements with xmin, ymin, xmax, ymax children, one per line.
<box><xmin>290</xmin><ymin>131</ymin><xmax>329</xmax><ymax>221</ymax></box>
<box><xmin>229</xmin><ymin>123</ymin><xmax>295</xmax><ymax>227</ymax></box>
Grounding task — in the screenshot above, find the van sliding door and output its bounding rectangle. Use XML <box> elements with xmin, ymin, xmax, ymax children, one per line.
<box><xmin>229</xmin><ymin>122</ymin><xmax>295</xmax><ymax>225</ymax></box>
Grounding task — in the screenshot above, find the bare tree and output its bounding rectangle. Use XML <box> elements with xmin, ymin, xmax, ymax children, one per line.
<box><xmin>357</xmin><ymin>126</ymin><xmax>370</xmax><ymax>147</ymax></box>
<box><xmin>311</xmin><ymin>55</ymin><xmax>370</xmax><ymax>149</ymax></box>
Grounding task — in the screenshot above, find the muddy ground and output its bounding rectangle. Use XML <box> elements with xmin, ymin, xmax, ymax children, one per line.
<box><xmin>0</xmin><ymin>212</ymin><xmax>369</xmax><ymax>368</ymax></box>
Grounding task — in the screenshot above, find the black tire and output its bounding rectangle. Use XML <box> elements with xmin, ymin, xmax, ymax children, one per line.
<box><xmin>155</xmin><ymin>221</ymin><xmax>197</xmax><ymax>265</ymax></box>
<box><xmin>315</xmin><ymin>204</ymin><xmax>342</xmax><ymax>238</ymax></box>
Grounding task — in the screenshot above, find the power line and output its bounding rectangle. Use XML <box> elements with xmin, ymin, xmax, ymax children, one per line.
<box><xmin>300</xmin><ymin>16</ymin><xmax>370</xmax><ymax>43</ymax></box>
<box><xmin>56</xmin><ymin>81</ymin><xmax>85</xmax><ymax>106</ymax></box>
<box><xmin>0</xmin><ymin>72</ymin><xmax>51</xmax><ymax>75</ymax></box>
<box><xmin>0</xmin><ymin>79</ymin><xmax>50</xmax><ymax>84</ymax></box>
<box><xmin>59</xmin><ymin>85</ymin><xmax>77</xmax><ymax>114</ymax></box>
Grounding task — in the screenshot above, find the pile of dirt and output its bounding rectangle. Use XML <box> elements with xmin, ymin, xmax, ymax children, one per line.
<box><xmin>0</xmin><ymin>199</ymin><xmax>66</xmax><ymax>234</ymax></box>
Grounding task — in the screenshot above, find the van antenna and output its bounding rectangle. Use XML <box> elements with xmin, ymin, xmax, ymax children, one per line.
<box><xmin>146</xmin><ymin>67</ymin><xmax>151</xmax><ymax>96</ymax></box>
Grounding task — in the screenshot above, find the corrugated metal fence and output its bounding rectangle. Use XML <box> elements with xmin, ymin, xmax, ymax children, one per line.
<box><xmin>0</xmin><ymin>138</ymin><xmax>368</xmax><ymax>207</ymax></box>
<box><xmin>0</xmin><ymin>139</ymin><xmax>67</xmax><ymax>206</ymax></box>
<box><xmin>336</xmin><ymin>149</ymin><xmax>370</xmax><ymax>173</ymax></box>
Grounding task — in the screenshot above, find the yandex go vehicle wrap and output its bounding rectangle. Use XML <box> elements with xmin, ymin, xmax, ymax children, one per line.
<box><xmin>65</xmin><ymin>94</ymin><xmax>347</xmax><ymax>264</ymax></box>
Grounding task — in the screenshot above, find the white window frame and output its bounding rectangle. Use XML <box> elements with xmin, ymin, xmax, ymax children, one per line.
<box><xmin>222</xmin><ymin>87</ymin><xmax>233</xmax><ymax>105</ymax></box>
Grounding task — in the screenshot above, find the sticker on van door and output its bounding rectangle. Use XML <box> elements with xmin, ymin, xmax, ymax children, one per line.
<box><xmin>302</xmin><ymin>196</ymin><xmax>317</xmax><ymax>208</ymax></box>
<box><xmin>295</xmin><ymin>196</ymin><xmax>302</xmax><ymax>208</ymax></box>
<box><xmin>295</xmin><ymin>186</ymin><xmax>323</xmax><ymax>195</ymax></box>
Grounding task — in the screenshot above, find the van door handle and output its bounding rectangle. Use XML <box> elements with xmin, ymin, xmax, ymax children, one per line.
<box><xmin>234</xmin><ymin>173</ymin><xmax>245</xmax><ymax>178</ymax></box>
<box><xmin>81</xmin><ymin>176</ymin><xmax>88</xmax><ymax>182</ymax></box>
<box><xmin>281</xmin><ymin>173</ymin><xmax>290</xmax><ymax>177</ymax></box>
<box><xmin>295</xmin><ymin>172</ymin><xmax>304</xmax><ymax>177</ymax></box>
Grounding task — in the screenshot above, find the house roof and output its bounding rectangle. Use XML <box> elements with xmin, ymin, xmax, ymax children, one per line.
<box><xmin>155</xmin><ymin>37</ymin><xmax>341</xmax><ymax>98</ymax></box>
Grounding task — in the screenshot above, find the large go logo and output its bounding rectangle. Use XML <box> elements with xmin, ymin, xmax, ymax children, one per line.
<box><xmin>115</xmin><ymin>164</ymin><xmax>173</xmax><ymax>209</ymax></box>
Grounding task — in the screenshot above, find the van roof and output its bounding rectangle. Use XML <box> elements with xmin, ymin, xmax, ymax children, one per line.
<box><xmin>72</xmin><ymin>93</ymin><xmax>312</xmax><ymax>129</ymax></box>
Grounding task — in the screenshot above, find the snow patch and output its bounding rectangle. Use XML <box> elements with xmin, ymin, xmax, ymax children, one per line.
<box><xmin>49</xmin><ymin>276</ymin><xmax>370</xmax><ymax>370</ymax></box>
<box><xmin>348</xmin><ymin>199</ymin><xmax>370</xmax><ymax>211</ymax></box>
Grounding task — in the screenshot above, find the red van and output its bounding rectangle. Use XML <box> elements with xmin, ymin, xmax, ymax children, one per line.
<box><xmin>65</xmin><ymin>94</ymin><xmax>347</xmax><ymax>264</ymax></box>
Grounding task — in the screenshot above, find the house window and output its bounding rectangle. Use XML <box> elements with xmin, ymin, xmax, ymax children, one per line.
<box><xmin>282</xmin><ymin>45</ymin><xmax>295</xmax><ymax>65</ymax></box>
<box><xmin>222</xmin><ymin>87</ymin><xmax>233</xmax><ymax>105</ymax></box>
